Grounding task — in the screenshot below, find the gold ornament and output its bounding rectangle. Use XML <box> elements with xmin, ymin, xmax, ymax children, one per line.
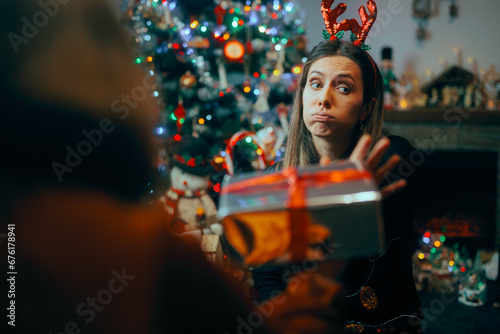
<box><xmin>344</xmin><ymin>323</ymin><xmax>364</xmax><ymax>333</ymax></box>
<box><xmin>359</xmin><ymin>286</ymin><xmax>378</xmax><ymax>310</ymax></box>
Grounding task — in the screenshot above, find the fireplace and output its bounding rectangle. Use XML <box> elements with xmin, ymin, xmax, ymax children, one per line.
<box><xmin>411</xmin><ymin>150</ymin><xmax>498</xmax><ymax>249</ymax></box>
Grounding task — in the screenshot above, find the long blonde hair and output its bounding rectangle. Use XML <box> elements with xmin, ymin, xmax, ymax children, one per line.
<box><xmin>281</xmin><ymin>40</ymin><xmax>384</xmax><ymax>168</ymax></box>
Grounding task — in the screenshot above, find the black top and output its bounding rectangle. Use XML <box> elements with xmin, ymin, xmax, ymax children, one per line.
<box><xmin>252</xmin><ymin>135</ymin><xmax>423</xmax><ymax>332</ymax></box>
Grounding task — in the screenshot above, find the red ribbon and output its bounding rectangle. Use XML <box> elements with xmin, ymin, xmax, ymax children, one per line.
<box><xmin>222</xmin><ymin>167</ymin><xmax>372</xmax><ymax>262</ymax></box>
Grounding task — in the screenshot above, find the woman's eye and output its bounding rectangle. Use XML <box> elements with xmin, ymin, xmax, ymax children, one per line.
<box><xmin>338</xmin><ymin>86</ymin><xmax>351</xmax><ymax>93</ymax></box>
<box><xmin>310</xmin><ymin>82</ymin><xmax>321</xmax><ymax>89</ymax></box>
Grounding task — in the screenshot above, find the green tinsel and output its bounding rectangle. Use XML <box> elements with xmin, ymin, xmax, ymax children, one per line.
<box><xmin>350</xmin><ymin>32</ymin><xmax>357</xmax><ymax>43</ymax></box>
<box><xmin>335</xmin><ymin>30</ymin><xmax>344</xmax><ymax>40</ymax></box>
<box><xmin>322</xmin><ymin>29</ymin><xmax>331</xmax><ymax>40</ymax></box>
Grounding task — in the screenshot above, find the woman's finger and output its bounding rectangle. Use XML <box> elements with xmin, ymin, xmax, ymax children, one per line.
<box><xmin>380</xmin><ymin>179</ymin><xmax>407</xmax><ymax>198</ymax></box>
<box><xmin>373</xmin><ymin>154</ymin><xmax>400</xmax><ymax>185</ymax></box>
<box><xmin>366</xmin><ymin>137</ymin><xmax>390</xmax><ymax>172</ymax></box>
<box><xmin>349</xmin><ymin>134</ymin><xmax>372</xmax><ymax>163</ymax></box>
<box><xmin>319</xmin><ymin>156</ymin><xmax>332</xmax><ymax>166</ymax></box>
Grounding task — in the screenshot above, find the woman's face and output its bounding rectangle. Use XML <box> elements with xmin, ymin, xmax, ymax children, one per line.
<box><xmin>302</xmin><ymin>55</ymin><xmax>369</xmax><ymax>141</ymax></box>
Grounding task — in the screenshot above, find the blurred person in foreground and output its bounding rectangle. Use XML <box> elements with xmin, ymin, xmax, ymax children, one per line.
<box><xmin>0</xmin><ymin>0</ymin><xmax>343</xmax><ymax>333</ymax></box>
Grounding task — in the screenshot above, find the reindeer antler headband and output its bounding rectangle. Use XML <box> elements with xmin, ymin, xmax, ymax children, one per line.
<box><xmin>321</xmin><ymin>0</ymin><xmax>377</xmax><ymax>50</ymax></box>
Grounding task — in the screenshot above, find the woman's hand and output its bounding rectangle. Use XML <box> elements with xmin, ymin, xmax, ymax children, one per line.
<box><xmin>320</xmin><ymin>134</ymin><xmax>406</xmax><ymax>198</ymax></box>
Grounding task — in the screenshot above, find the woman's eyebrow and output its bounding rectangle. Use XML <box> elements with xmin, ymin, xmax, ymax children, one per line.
<box><xmin>335</xmin><ymin>73</ymin><xmax>356</xmax><ymax>84</ymax></box>
<box><xmin>309</xmin><ymin>70</ymin><xmax>324</xmax><ymax>77</ymax></box>
<box><xmin>309</xmin><ymin>70</ymin><xmax>357</xmax><ymax>85</ymax></box>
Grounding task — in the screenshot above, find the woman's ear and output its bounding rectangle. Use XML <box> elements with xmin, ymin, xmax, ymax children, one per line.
<box><xmin>360</xmin><ymin>97</ymin><xmax>376</xmax><ymax>121</ymax></box>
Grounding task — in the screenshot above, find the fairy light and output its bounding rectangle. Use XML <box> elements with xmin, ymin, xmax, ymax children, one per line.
<box><xmin>292</xmin><ymin>66</ymin><xmax>302</xmax><ymax>74</ymax></box>
<box><xmin>245</xmin><ymin>136</ymin><xmax>252</xmax><ymax>143</ymax></box>
<box><xmin>190</xmin><ymin>20</ymin><xmax>199</xmax><ymax>28</ymax></box>
<box><xmin>434</xmin><ymin>241</ymin><xmax>441</xmax><ymax>247</ymax></box>
<box><xmin>174</xmin><ymin>134</ymin><xmax>181</xmax><ymax>141</ymax></box>
<box><xmin>200</xmin><ymin>26</ymin><xmax>207</xmax><ymax>32</ymax></box>
<box><xmin>223</xmin><ymin>33</ymin><xmax>230</xmax><ymax>40</ymax></box>
<box><xmin>254</xmin><ymin>89</ymin><xmax>260</xmax><ymax>95</ymax></box>
<box><xmin>198</xmin><ymin>118</ymin><xmax>205</xmax><ymax>125</ymax></box>
<box><xmin>206</xmin><ymin>114</ymin><xmax>212</xmax><ymax>120</ymax></box>
<box><xmin>449</xmin><ymin>261</ymin><xmax>455</xmax><ymax>266</ymax></box>
<box><xmin>418</xmin><ymin>253</ymin><xmax>425</xmax><ymax>260</ymax></box>
<box><xmin>256</xmin><ymin>148</ymin><xmax>263</xmax><ymax>155</ymax></box>
<box><xmin>440</xmin><ymin>236</ymin><xmax>446</xmax><ymax>242</ymax></box>
<box><xmin>273</xmin><ymin>69</ymin><xmax>280</xmax><ymax>76</ymax></box>
<box><xmin>244</xmin><ymin>86</ymin><xmax>251</xmax><ymax>93</ymax></box>
<box><xmin>253</xmin><ymin>72</ymin><xmax>259</xmax><ymax>78</ymax></box>
<box><xmin>258</xmin><ymin>26</ymin><xmax>266</xmax><ymax>33</ymax></box>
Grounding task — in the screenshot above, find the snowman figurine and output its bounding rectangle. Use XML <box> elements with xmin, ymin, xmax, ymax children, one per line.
<box><xmin>162</xmin><ymin>136</ymin><xmax>222</xmax><ymax>238</ymax></box>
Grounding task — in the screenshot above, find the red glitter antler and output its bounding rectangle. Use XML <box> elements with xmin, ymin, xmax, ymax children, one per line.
<box><xmin>321</xmin><ymin>0</ymin><xmax>377</xmax><ymax>46</ymax></box>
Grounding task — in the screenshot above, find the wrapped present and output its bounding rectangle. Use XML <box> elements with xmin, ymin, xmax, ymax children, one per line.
<box><xmin>218</xmin><ymin>161</ymin><xmax>384</xmax><ymax>267</ymax></box>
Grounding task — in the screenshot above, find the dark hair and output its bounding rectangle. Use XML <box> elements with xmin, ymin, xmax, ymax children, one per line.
<box><xmin>282</xmin><ymin>39</ymin><xmax>384</xmax><ymax>168</ymax></box>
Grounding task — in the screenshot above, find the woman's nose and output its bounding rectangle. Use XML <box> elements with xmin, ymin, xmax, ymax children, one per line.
<box><xmin>318</xmin><ymin>89</ymin><xmax>333</xmax><ymax>109</ymax></box>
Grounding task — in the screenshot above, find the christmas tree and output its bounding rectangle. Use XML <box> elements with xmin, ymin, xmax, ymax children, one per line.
<box><xmin>121</xmin><ymin>0</ymin><xmax>308</xmax><ymax>183</ymax></box>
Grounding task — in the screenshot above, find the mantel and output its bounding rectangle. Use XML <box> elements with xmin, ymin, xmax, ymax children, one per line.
<box><xmin>384</xmin><ymin>108</ymin><xmax>500</xmax><ymax>123</ymax></box>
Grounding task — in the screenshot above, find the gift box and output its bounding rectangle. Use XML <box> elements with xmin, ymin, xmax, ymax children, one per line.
<box><xmin>218</xmin><ymin>161</ymin><xmax>385</xmax><ymax>267</ymax></box>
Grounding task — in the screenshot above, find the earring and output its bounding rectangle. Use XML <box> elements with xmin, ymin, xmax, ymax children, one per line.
<box><xmin>359</xmin><ymin>120</ymin><xmax>365</xmax><ymax>133</ymax></box>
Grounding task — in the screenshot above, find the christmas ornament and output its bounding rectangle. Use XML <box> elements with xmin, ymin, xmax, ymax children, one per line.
<box><xmin>359</xmin><ymin>286</ymin><xmax>378</xmax><ymax>310</ymax></box>
<box><xmin>161</xmin><ymin>136</ymin><xmax>224</xmax><ymax>265</ymax></box>
<box><xmin>174</xmin><ymin>98</ymin><xmax>186</xmax><ymax>133</ymax></box>
<box><xmin>224</xmin><ymin>40</ymin><xmax>245</xmax><ymax>61</ymax></box>
<box><xmin>224</xmin><ymin>130</ymin><xmax>267</xmax><ymax>175</ymax></box>
<box><xmin>449</xmin><ymin>0</ymin><xmax>458</xmax><ymax>19</ymax></box>
<box><xmin>381</xmin><ymin>47</ymin><xmax>397</xmax><ymax>110</ymax></box>
<box><xmin>179</xmin><ymin>70</ymin><xmax>197</xmax><ymax>89</ymax></box>
<box><xmin>214</xmin><ymin>3</ymin><xmax>227</xmax><ymax>26</ymax></box>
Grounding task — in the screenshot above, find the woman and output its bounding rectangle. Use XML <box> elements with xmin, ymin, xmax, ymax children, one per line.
<box><xmin>253</xmin><ymin>39</ymin><xmax>423</xmax><ymax>333</ymax></box>
<box><xmin>0</xmin><ymin>1</ymin><xmax>344</xmax><ymax>333</ymax></box>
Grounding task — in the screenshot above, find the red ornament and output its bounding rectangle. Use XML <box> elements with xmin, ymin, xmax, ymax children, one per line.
<box><xmin>174</xmin><ymin>99</ymin><xmax>185</xmax><ymax>133</ymax></box>
<box><xmin>187</xmin><ymin>158</ymin><xmax>196</xmax><ymax>167</ymax></box>
<box><xmin>214</xmin><ymin>5</ymin><xmax>227</xmax><ymax>26</ymax></box>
